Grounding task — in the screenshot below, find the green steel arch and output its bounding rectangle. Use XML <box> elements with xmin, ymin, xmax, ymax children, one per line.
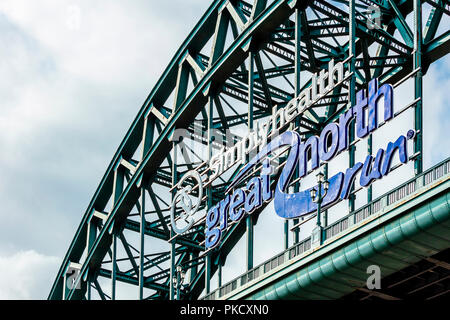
<box><xmin>49</xmin><ymin>0</ymin><xmax>450</xmax><ymax>300</ymax></box>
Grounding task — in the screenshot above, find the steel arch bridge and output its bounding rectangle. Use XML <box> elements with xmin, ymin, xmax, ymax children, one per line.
<box><xmin>49</xmin><ymin>0</ymin><xmax>450</xmax><ymax>300</ymax></box>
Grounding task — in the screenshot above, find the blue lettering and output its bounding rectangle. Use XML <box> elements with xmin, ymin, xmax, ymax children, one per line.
<box><xmin>360</xmin><ymin>149</ymin><xmax>384</xmax><ymax>187</ymax></box>
<box><xmin>340</xmin><ymin>162</ymin><xmax>363</xmax><ymax>199</ymax></box>
<box><xmin>354</xmin><ymin>88</ymin><xmax>369</xmax><ymax>139</ymax></box>
<box><xmin>368</xmin><ymin>78</ymin><xmax>393</xmax><ymax>132</ymax></box>
<box><xmin>381</xmin><ymin>135</ymin><xmax>408</xmax><ymax>176</ymax></box>
<box><xmin>261</xmin><ymin>159</ymin><xmax>273</xmax><ymax>202</ymax></box>
<box><xmin>203</xmin><ymin>77</ymin><xmax>412</xmax><ymax>250</ymax></box>
<box><xmin>219</xmin><ymin>195</ymin><xmax>230</xmax><ymax>230</ymax></box>
<box><xmin>205</xmin><ymin>228</ymin><xmax>221</xmax><ymax>248</ymax></box>
<box><xmin>338</xmin><ymin>107</ymin><xmax>354</xmax><ymax>153</ymax></box>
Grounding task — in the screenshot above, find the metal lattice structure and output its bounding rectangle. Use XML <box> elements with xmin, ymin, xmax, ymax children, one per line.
<box><xmin>49</xmin><ymin>0</ymin><xmax>450</xmax><ymax>300</ymax></box>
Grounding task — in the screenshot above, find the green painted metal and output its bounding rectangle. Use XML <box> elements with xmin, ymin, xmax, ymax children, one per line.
<box><xmin>323</xmin><ymin>164</ymin><xmax>328</xmax><ymax>232</ymax></box>
<box><xmin>313</xmin><ymin>173</ymin><xmax>326</xmax><ymax>246</ymax></box>
<box><xmin>414</xmin><ymin>0</ymin><xmax>423</xmax><ymax>175</ymax></box>
<box><xmin>292</xmin><ymin>7</ymin><xmax>302</xmax><ymax>245</ymax></box>
<box><xmin>205</xmin><ymin>94</ymin><xmax>215</xmax><ymax>295</ymax></box>
<box><xmin>247</xmin><ymin>216</ymin><xmax>255</xmax><ymax>270</ymax></box>
<box><xmin>138</xmin><ymin>185</ymin><xmax>145</xmax><ymax>300</ymax></box>
<box><xmin>388</xmin><ymin>0</ymin><xmax>414</xmax><ymax>47</ymax></box>
<box><xmin>169</xmin><ymin>141</ymin><xmax>178</xmax><ymax>300</ymax></box>
<box><xmin>348</xmin><ymin>0</ymin><xmax>356</xmax><ymax>215</ymax></box>
<box><xmin>49</xmin><ymin>0</ymin><xmax>450</xmax><ymax>300</ymax></box>
<box><xmin>247</xmin><ymin>50</ymin><xmax>255</xmax><ymax>271</ymax></box>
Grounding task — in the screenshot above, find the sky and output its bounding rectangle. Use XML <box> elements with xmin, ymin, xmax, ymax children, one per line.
<box><xmin>0</xmin><ymin>1</ymin><xmax>448</xmax><ymax>299</ymax></box>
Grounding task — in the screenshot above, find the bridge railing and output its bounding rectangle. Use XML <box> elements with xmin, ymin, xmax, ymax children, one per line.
<box><xmin>201</xmin><ymin>157</ymin><xmax>450</xmax><ymax>300</ymax></box>
<box><xmin>325</xmin><ymin>158</ymin><xmax>450</xmax><ymax>240</ymax></box>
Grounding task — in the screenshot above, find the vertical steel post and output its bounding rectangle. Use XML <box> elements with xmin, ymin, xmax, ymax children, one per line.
<box><xmin>87</xmin><ymin>275</ymin><xmax>91</xmax><ymax>300</ymax></box>
<box><xmin>218</xmin><ymin>258</ymin><xmax>222</xmax><ymax>288</ymax></box>
<box><xmin>316</xmin><ymin>181</ymin><xmax>322</xmax><ymax>244</ymax></box>
<box><xmin>110</xmin><ymin>158</ymin><xmax>124</xmax><ymax>301</ymax></box>
<box><xmin>248</xmin><ymin>53</ymin><xmax>254</xmax><ymax>129</ymax></box>
<box><xmin>368</xmin><ymin>134</ymin><xmax>373</xmax><ymax>202</ymax></box>
<box><xmin>62</xmin><ymin>275</ymin><xmax>66</xmax><ymax>300</ymax></box>
<box><xmin>247</xmin><ymin>51</ymin><xmax>254</xmax><ymax>270</ymax></box>
<box><xmin>284</xmin><ymin>222</ymin><xmax>289</xmax><ymax>250</ymax></box>
<box><xmin>138</xmin><ymin>185</ymin><xmax>145</xmax><ymax>300</ymax></box>
<box><xmin>246</xmin><ymin>216</ymin><xmax>254</xmax><ymax>270</ymax></box>
<box><xmin>205</xmin><ymin>93</ymin><xmax>214</xmax><ymax>295</ymax></box>
<box><xmin>169</xmin><ymin>236</ymin><xmax>175</xmax><ymax>300</ymax></box>
<box><xmin>86</xmin><ymin>219</ymin><xmax>97</xmax><ymax>301</ymax></box>
<box><xmin>323</xmin><ymin>163</ymin><xmax>328</xmax><ymax>230</ymax></box>
<box><xmin>414</xmin><ymin>0</ymin><xmax>423</xmax><ymax>174</ymax></box>
<box><xmin>295</xmin><ymin>9</ymin><xmax>302</xmax><ymax>95</ymax></box>
<box><xmin>169</xmin><ymin>141</ymin><xmax>178</xmax><ymax>300</ymax></box>
<box><xmin>292</xmin><ymin>7</ymin><xmax>302</xmax><ymax>245</ymax></box>
<box><xmin>190</xmin><ymin>252</ymin><xmax>198</xmax><ymax>284</ymax></box>
<box><xmin>349</xmin><ymin>0</ymin><xmax>356</xmax><ymax>215</ymax></box>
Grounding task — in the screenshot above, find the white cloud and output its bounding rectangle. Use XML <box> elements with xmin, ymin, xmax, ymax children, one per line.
<box><xmin>0</xmin><ymin>1</ymin><xmax>210</xmax><ymax>253</ymax></box>
<box><xmin>0</xmin><ymin>1</ymin><xmax>210</xmax><ymax>299</ymax></box>
<box><xmin>0</xmin><ymin>250</ymin><xmax>60</xmax><ymax>299</ymax></box>
<box><xmin>423</xmin><ymin>57</ymin><xmax>450</xmax><ymax>168</ymax></box>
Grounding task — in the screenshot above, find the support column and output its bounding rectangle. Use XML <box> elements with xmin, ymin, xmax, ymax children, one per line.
<box><xmin>138</xmin><ymin>184</ymin><xmax>145</xmax><ymax>300</ymax></box>
<box><xmin>111</xmin><ymin>231</ymin><xmax>117</xmax><ymax>300</ymax></box>
<box><xmin>87</xmin><ymin>274</ymin><xmax>91</xmax><ymax>300</ymax></box>
<box><xmin>414</xmin><ymin>0</ymin><xmax>423</xmax><ymax>174</ymax></box>
<box><xmin>169</xmin><ymin>238</ymin><xmax>176</xmax><ymax>299</ymax></box>
<box><xmin>368</xmin><ymin>134</ymin><xmax>373</xmax><ymax>202</ymax></box>
<box><xmin>190</xmin><ymin>252</ymin><xmax>198</xmax><ymax>284</ymax></box>
<box><xmin>284</xmin><ymin>222</ymin><xmax>289</xmax><ymax>250</ymax></box>
<box><xmin>323</xmin><ymin>163</ymin><xmax>328</xmax><ymax>234</ymax></box>
<box><xmin>62</xmin><ymin>274</ymin><xmax>67</xmax><ymax>300</ymax></box>
<box><xmin>293</xmin><ymin>8</ymin><xmax>302</xmax><ymax>244</ymax></box>
<box><xmin>218</xmin><ymin>257</ymin><xmax>223</xmax><ymax>288</ymax></box>
<box><xmin>110</xmin><ymin>157</ymin><xmax>123</xmax><ymax>300</ymax></box>
<box><xmin>205</xmin><ymin>93</ymin><xmax>214</xmax><ymax>295</ymax></box>
<box><xmin>205</xmin><ymin>256</ymin><xmax>211</xmax><ymax>295</ymax></box>
<box><xmin>169</xmin><ymin>140</ymin><xmax>177</xmax><ymax>300</ymax></box>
